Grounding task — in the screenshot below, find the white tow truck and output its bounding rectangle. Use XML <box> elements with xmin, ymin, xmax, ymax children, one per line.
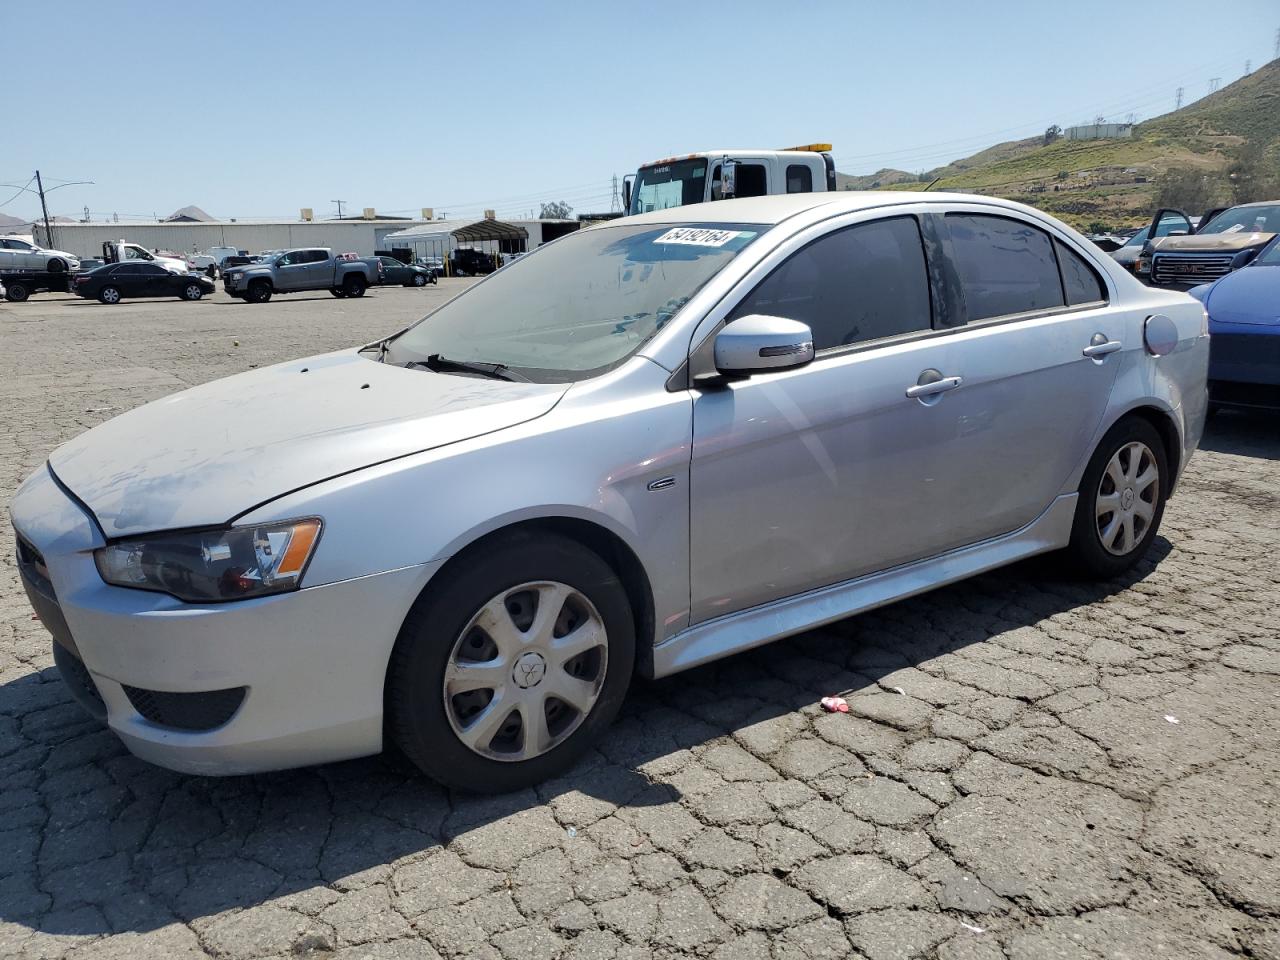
<box><xmin>624</xmin><ymin>143</ymin><xmax>837</xmax><ymax>216</ymax></box>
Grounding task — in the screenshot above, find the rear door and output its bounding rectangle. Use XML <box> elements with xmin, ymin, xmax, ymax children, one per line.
<box><xmin>929</xmin><ymin>209</ymin><xmax>1122</xmax><ymax>527</ymax></box>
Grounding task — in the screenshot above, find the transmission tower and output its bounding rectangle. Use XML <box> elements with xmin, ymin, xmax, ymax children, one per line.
<box><xmin>1245</xmin><ymin>60</ymin><xmax>1251</xmax><ymax>75</ymax></box>
<box><xmin>1274</xmin><ymin>27</ymin><xmax>1279</xmax><ymax>59</ymax></box>
<box><xmin>610</xmin><ymin>174</ymin><xmax>620</xmax><ymax>213</ymax></box>
<box><xmin>1175</xmin><ymin>86</ymin><xmax>1184</xmax><ymax>110</ymax></box>
<box><xmin>1208</xmin><ymin>77</ymin><xmax>1221</xmax><ymax>95</ymax></box>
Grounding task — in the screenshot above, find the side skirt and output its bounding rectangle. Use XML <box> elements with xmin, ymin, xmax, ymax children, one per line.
<box><xmin>651</xmin><ymin>493</ymin><xmax>1077</xmax><ymax>678</ymax></box>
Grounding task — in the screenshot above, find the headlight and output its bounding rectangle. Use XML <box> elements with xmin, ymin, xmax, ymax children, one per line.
<box><xmin>94</xmin><ymin>519</ymin><xmax>322</xmax><ymax>603</ymax></box>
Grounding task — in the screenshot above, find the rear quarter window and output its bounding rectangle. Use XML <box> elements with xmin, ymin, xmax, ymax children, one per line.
<box><xmin>1055</xmin><ymin>239</ymin><xmax>1107</xmax><ymax>305</ymax></box>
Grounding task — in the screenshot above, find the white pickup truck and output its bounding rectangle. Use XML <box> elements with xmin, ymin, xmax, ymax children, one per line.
<box><xmin>102</xmin><ymin>240</ymin><xmax>188</xmax><ymax>274</ymax></box>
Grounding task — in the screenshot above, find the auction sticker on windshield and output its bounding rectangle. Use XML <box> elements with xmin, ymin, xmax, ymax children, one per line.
<box><xmin>654</xmin><ymin>227</ymin><xmax>751</xmax><ymax>247</ymax></box>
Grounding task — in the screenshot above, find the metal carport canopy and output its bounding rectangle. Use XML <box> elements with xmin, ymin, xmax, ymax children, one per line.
<box><xmin>449</xmin><ymin>220</ymin><xmax>529</xmax><ymax>242</ymax></box>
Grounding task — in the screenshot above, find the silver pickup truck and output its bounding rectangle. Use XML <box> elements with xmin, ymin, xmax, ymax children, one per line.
<box><xmin>222</xmin><ymin>248</ymin><xmax>383</xmax><ymax>303</ymax></box>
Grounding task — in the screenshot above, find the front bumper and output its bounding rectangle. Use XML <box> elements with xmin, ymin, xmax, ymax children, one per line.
<box><xmin>11</xmin><ymin>464</ymin><xmax>439</xmax><ymax>775</ymax></box>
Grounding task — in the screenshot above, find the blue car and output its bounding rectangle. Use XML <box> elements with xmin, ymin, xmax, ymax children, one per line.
<box><xmin>1190</xmin><ymin>236</ymin><xmax>1280</xmax><ymax>412</ymax></box>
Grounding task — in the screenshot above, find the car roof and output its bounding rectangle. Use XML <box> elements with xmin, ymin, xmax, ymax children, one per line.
<box><xmin>621</xmin><ymin>191</ymin><xmax>1036</xmax><ymax>226</ymax></box>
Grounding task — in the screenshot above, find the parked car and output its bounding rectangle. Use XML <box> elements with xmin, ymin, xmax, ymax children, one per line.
<box><xmin>1188</xmin><ymin>235</ymin><xmax>1280</xmax><ymax>412</ymax></box>
<box><xmin>0</xmin><ymin>235</ymin><xmax>80</xmax><ymax>272</ymax></box>
<box><xmin>449</xmin><ymin>247</ymin><xmax>498</xmax><ymax>276</ymax></box>
<box><xmin>1137</xmin><ymin>202</ymin><xmax>1278</xmax><ymax>288</ymax></box>
<box><xmin>222</xmin><ymin>248</ymin><xmax>383</xmax><ymax>302</ymax></box>
<box><xmin>375</xmin><ymin>256</ymin><xmax>436</xmax><ymax>287</ymax></box>
<box><xmin>414</xmin><ymin>256</ymin><xmax>445</xmax><ymax>279</ymax></box>
<box><xmin>72</xmin><ymin>262</ymin><xmax>216</xmax><ymax>304</ymax></box>
<box><xmin>187</xmin><ymin>254</ymin><xmax>219</xmax><ymax>277</ymax></box>
<box><xmin>12</xmin><ymin>192</ymin><xmax>1208</xmax><ymax>791</ymax></box>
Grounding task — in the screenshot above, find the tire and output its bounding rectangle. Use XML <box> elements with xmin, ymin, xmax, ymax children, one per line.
<box><xmin>412</xmin><ymin>273</ymin><xmax>427</xmax><ymax>287</ymax></box>
<box><xmin>182</xmin><ymin>282</ymin><xmax>204</xmax><ymax>301</ymax></box>
<box><xmin>6</xmin><ymin>281</ymin><xmax>30</xmax><ymax>302</ymax></box>
<box><xmin>344</xmin><ymin>275</ymin><xmax>366</xmax><ymax>298</ymax></box>
<box><xmin>48</xmin><ymin>258</ymin><xmax>66</xmax><ymax>273</ymax></box>
<box><xmin>330</xmin><ymin>287</ymin><xmax>348</xmax><ymax>298</ymax></box>
<box><xmin>387</xmin><ymin>532</ymin><xmax>635</xmax><ymax>792</ymax></box>
<box><xmin>1063</xmin><ymin>416</ymin><xmax>1169</xmax><ymax>579</ymax></box>
<box><xmin>248</xmin><ymin>280</ymin><xmax>272</xmax><ymax>303</ymax></box>
<box><xmin>98</xmin><ymin>286</ymin><xmax>121</xmax><ymax>305</ymax></box>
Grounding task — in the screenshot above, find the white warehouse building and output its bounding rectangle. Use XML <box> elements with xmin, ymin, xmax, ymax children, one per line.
<box><xmin>34</xmin><ymin>218</ymin><xmax>430</xmax><ymax>260</ymax></box>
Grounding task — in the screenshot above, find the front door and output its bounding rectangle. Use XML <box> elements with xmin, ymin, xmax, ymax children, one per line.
<box><xmin>275</xmin><ymin>250</ymin><xmax>308</xmax><ymax>290</ymax></box>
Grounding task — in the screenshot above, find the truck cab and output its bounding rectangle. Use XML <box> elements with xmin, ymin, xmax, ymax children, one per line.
<box><xmin>625</xmin><ymin>145</ymin><xmax>836</xmax><ymax>217</ymax></box>
<box><xmin>102</xmin><ymin>240</ymin><xmax>188</xmax><ymax>274</ymax></box>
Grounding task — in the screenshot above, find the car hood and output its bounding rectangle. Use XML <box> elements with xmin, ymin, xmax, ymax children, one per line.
<box><xmin>1151</xmin><ymin>232</ymin><xmax>1275</xmax><ymax>254</ymax></box>
<box><xmin>1200</xmin><ymin>266</ymin><xmax>1280</xmax><ymax>327</ymax></box>
<box><xmin>48</xmin><ymin>351</ymin><xmax>568</xmax><ymax>537</ymax></box>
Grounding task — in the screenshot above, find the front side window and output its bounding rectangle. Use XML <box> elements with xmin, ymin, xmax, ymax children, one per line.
<box><xmin>629</xmin><ymin>159</ymin><xmax>708</xmax><ymax>215</ymax></box>
<box><xmin>387</xmin><ymin>222</ymin><xmax>763</xmax><ymax>381</ymax></box>
<box><xmin>945</xmin><ymin>214</ymin><xmax>1064</xmax><ymax>321</ymax></box>
<box><xmin>279</xmin><ymin>251</ymin><xmax>301</xmax><ymax>265</ymax></box>
<box><xmin>729</xmin><ymin>216</ymin><xmax>932</xmax><ymax>351</ymax></box>
<box><xmin>1055</xmin><ymin>239</ymin><xmax>1106</xmax><ymax>305</ymax></box>
<box><xmin>786</xmin><ymin>164</ymin><xmax>813</xmax><ymax>193</ymax></box>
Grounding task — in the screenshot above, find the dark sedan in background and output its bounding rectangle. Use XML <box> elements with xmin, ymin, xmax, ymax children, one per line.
<box><xmin>1190</xmin><ymin>236</ymin><xmax>1280</xmax><ymax>412</ymax></box>
<box><xmin>73</xmin><ymin>263</ymin><xmax>216</xmax><ymax>304</ymax></box>
<box><xmin>375</xmin><ymin>256</ymin><xmax>436</xmax><ymax>287</ymax></box>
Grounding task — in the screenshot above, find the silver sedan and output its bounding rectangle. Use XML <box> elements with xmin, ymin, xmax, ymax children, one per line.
<box><xmin>11</xmin><ymin>193</ymin><xmax>1209</xmax><ymax>791</ymax></box>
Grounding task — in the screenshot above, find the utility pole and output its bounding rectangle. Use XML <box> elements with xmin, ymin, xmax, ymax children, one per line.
<box><xmin>34</xmin><ymin>170</ymin><xmax>52</xmax><ymax>248</ymax></box>
<box><xmin>1175</xmin><ymin>86</ymin><xmax>1184</xmax><ymax>110</ymax></box>
<box><xmin>1208</xmin><ymin>77</ymin><xmax>1221</xmax><ymax>95</ymax></box>
<box><xmin>331</xmin><ymin>199</ymin><xmax>346</xmax><ymax>220</ymax></box>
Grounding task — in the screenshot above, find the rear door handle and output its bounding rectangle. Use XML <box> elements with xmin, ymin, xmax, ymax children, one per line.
<box><xmin>905</xmin><ymin>376</ymin><xmax>962</xmax><ymax>399</ymax></box>
<box><xmin>1082</xmin><ymin>340</ymin><xmax>1122</xmax><ymax>358</ymax></box>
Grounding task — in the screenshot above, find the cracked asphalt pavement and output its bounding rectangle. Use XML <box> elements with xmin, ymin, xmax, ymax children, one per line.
<box><xmin>2</xmin><ymin>286</ymin><xmax>1278</xmax><ymax>959</ymax></box>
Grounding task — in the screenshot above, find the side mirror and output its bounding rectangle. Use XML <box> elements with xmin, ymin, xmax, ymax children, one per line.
<box><xmin>712</xmin><ymin>315</ymin><xmax>814</xmax><ymax>376</ymax></box>
<box><xmin>721</xmin><ymin>160</ymin><xmax>737</xmax><ymax>200</ymax></box>
<box><xmin>622</xmin><ymin>175</ymin><xmax>633</xmax><ymax>212</ymax></box>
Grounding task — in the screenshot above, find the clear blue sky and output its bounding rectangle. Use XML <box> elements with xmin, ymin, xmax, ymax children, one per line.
<box><xmin>3</xmin><ymin>0</ymin><xmax>1277</xmax><ymax>223</ymax></box>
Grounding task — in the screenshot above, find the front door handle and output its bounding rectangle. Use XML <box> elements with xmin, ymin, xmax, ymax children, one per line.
<box><xmin>906</xmin><ymin>375</ymin><xmax>962</xmax><ymax>399</ymax></box>
<box><xmin>1083</xmin><ymin>338</ymin><xmax>1122</xmax><ymax>358</ymax></box>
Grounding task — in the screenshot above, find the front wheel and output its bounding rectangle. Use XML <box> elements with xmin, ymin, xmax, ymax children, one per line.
<box><xmin>1064</xmin><ymin>417</ymin><xmax>1169</xmax><ymax>579</ymax></box>
<box><xmin>386</xmin><ymin>533</ymin><xmax>635</xmax><ymax>792</ymax></box>
<box><xmin>248</xmin><ymin>280</ymin><xmax>272</xmax><ymax>303</ymax></box>
<box><xmin>98</xmin><ymin>286</ymin><xmax>121</xmax><ymax>305</ymax></box>
<box><xmin>182</xmin><ymin>282</ymin><xmax>204</xmax><ymax>301</ymax></box>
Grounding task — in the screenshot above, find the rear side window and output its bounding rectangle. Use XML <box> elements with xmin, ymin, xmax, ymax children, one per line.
<box><xmin>786</xmin><ymin>164</ymin><xmax>813</xmax><ymax>193</ymax></box>
<box><xmin>730</xmin><ymin>216</ymin><xmax>932</xmax><ymax>351</ymax></box>
<box><xmin>1055</xmin><ymin>239</ymin><xmax>1106</xmax><ymax>304</ymax></box>
<box><xmin>735</xmin><ymin>163</ymin><xmax>768</xmax><ymax>198</ymax></box>
<box><xmin>945</xmin><ymin>214</ymin><xmax>1064</xmax><ymax>321</ymax></box>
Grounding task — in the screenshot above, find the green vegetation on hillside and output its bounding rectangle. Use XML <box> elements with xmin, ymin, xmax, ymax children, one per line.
<box><xmin>839</xmin><ymin>59</ymin><xmax>1280</xmax><ymax>230</ymax></box>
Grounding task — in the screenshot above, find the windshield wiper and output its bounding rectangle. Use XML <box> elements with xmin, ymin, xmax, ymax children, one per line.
<box><xmin>406</xmin><ymin>354</ymin><xmax>529</xmax><ymax>382</ymax></box>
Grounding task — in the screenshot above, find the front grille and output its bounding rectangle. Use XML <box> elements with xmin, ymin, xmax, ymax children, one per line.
<box><xmin>1152</xmin><ymin>254</ymin><xmax>1234</xmax><ymax>285</ymax></box>
<box><xmin>52</xmin><ymin>641</ymin><xmax>107</xmax><ymax>721</ymax></box>
<box><xmin>122</xmin><ymin>685</ymin><xmax>247</xmax><ymax>732</ymax></box>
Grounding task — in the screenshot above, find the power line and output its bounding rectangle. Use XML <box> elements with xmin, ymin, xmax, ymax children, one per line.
<box><xmin>0</xmin><ymin>176</ymin><xmax>35</xmax><ymax>209</ymax></box>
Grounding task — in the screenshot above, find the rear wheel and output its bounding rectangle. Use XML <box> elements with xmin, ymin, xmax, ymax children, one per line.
<box><xmin>47</xmin><ymin>258</ymin><xmax>66</xmax><ymax>273</ymax></box>
<box><xmin>248</xmin><ymin>280</ymin><xmax>272</xmax><ymax>303</ymax></box>
<box><xmin>412</xmin><ymin>273</ymin><xmax>427</xmax><ymax>287</ymax></box>
<box><xmin>6</xmin><ymin>281</ymin><xmax>30</xmax><ymax>302</ymax></box>
<box><xmin>387</xmin><ymin>532</ymin><xmax>635</xmax><ymax>792</ymax></box>
<box><xmin>344</xmin><ymin>275</ymin><xmax>366</xmax><ymax>298</ymax></box>
<box><xmin>182</xmin><ymin>282</ymin><xmax>204</xmax><ymax>301</ymax></box>
<box><xmin>1064</xmin><ymin>417</ymin><xmax>1168</xmax><ymax>579</ymax></box>
<box><xmin>98</xmin><ymin>286</ymin><xmax>121</xmax><ymax>305</ymax></box>
<box><xmin>330</xmin><ymin>287</ymin><xmax>348</xmax><ymax>298</ymax></box>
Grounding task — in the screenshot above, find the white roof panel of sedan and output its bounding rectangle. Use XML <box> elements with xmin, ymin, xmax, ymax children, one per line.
<box><xmin>620</xmin><ymin>191</ymin><xmax>1011</xmax><ymax>226</ymax></box>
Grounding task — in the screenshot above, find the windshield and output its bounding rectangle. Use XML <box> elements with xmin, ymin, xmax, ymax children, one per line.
<box><xmin>1254</xmin><ymin>237</ymin><xmax>1280</xmax><ymax>266</ymax></box>
<box><xmin>1122</xmin><ymin>227</ymin><xmax>1150</xmax><ymax>248</ymax></box>
<box><xmin>1199</xmin><ymin>204</ymin><xmax>1280</xmax><ymax>235</ymax></box>
<box><xmin>386</xmin><ymin>222</ymin><xmax>763</xmax><ymax>381</ymax></box>
<box><xmin>629</xmin><ymin>159</ymin><xmax>708</xmax><ymax>215</ymax></box>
